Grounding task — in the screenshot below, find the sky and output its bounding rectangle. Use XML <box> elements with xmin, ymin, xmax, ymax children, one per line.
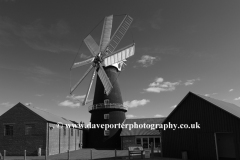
<box><xmin>1</xmin><ymin>0</ymin><xmax>240</xmax><ymax>123</ymax></box>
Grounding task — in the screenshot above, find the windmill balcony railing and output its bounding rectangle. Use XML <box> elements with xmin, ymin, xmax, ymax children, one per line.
<box><xmin>88</xmin><ymin>103</ymin><xmax>128</xmax><ymax>111</ymax></box>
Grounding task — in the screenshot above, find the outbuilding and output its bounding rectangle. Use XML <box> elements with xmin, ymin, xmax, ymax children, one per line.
<box><xmin>0</xmin><ymin>103</ymin><xmax>83</xmax><ymax>156</ymax></box>
<box><xmin>120</xmin><ymin>117</ymin><xmax>165</xmax><ymax>151</ymax></box>
<box><xmin>162</xmin><ymin>92</ymin><xmax>240</xmax><ymax>160</ymax></box>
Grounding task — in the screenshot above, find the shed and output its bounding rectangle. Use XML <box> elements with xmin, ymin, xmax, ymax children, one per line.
<box><xmin>0</xmin><ymin>102</ymin><xmax>83</xmax><ymax>156</ymax></box>
<box><xmin>162</xmin><ymin>92</ymin><xmax>240</xmax><ymax>160</ymax></box>
<box><xmin>120</xmin><ymin>117</ymin><xmax>165</xmax><ymax>151</ymax></box>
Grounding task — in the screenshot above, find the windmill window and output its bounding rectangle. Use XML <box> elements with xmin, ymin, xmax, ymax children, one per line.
<box><xmin>4</xmin><ymin>124</ymin><xmax>13</xmax><ymax>136</ymax></box>
<box><xmin>104</xmin><ymin>130</ymin><xmax>110</xmax><ymax>136</ymax></box>
<box><xmin>104</xmin><ymin>99</ymin><xmax>110</xmax><ymax>105</ymax></box>
<box><xmin>104</xmin><ymin>114</ymin><xmax>109</xmax><ymax>119</ymax></box>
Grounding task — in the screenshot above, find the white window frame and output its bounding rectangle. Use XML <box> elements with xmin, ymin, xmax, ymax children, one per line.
<box><xmin>104</xmin><ymin>114</ymin><xmax>109</xmax><ymax>119</ymax></box>
<box><xmin>135</xmin><ymin>136</ymin><xmax>161</xmax><ymax>149</ymax></box>
<box><xmin>104</xmin><ymin>130</ymin><xmax>110</xmax><ymax>136</ymax></box>
<box><xmin>104</xmin><ymin>99</ymin><xmax>110</xmax><ymax>105</ymax></box>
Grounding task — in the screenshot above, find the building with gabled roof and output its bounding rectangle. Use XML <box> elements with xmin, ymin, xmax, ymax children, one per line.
<box><xmin>120</xmin><ymin>117</ymin><xmax>165</xmax><ymax>151</ymax></box>
<box><xmin>0</xmin><ymin>102</ymin><xmax>83</xmax><ymax>156</ymax></box>
<box><xmin>162</xmin><ymin>92</ymin><xmax>240</xmax><ymax>160</ymax></box>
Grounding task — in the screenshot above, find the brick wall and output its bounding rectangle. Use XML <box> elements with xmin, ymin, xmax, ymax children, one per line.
<box><xmin>0</xmin><ymin>104</ymin><xmax>46</xmax><ymax>156</ymax></box>
<box><xmin>0</xmin><ymin>103</ymin><xmax>82</xmax><ymax>156</ymax></box>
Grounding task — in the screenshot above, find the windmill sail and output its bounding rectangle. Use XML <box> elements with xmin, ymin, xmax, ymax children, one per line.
<box><xmin>71</xmin><ymin>57</ymin><xmax>94</xmax><ymax>69</ymax></box>
<box><xmin>97</xmin><ymin>64</ymin><xmax>113</xmax><ymax>95</ymax></box>
<box><xmin>70</xmin><ymin>65</ymin><xmax>93</xmax><ymax>94</ymax></box>
<box><xmin>84</xmin><ymin>35</ymin><xmax>100</xmax><ymax>56</ymax></box>
<box><xmin>82</xmin><ymin>70</ymin><xmax>96</xmax><ymax>105</ymax></box>
<box><xmin>103</xmin><ymin>15</ymin><xmax>133</xmax><ymax>56</ymax></box>
<box><xmin>100</xmin><ymin>15</ymin><xmax>113</xmax><ymax>52</ymax></box>
<box><xmin>103</xmin><ymin>43</ymin><xmax>135</xmax><ymax>67</ymax></box>
<box><xmin>70</xmin><ymin>14</ymin><xmax>134</xmax><ymax>101</ymax></box>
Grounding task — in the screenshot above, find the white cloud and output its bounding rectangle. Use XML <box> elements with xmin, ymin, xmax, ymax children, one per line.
<box><xmin>144</xmin><ymin>77</ymin><xmax>181</xmax><ymax>93</ymax></box>
<box><xmin>25</xmin><ymin>102</ymin><xmax>32</xmax><ymax>106</ymax></box>
<box><xmin>234</xmin><ymin>97</ymin><xmax>240</xmax><ymax>101</ymax></box>
<box><xmin>59</xmin><ymin>100</ymin><xmax>80</xmax><ymax>108</ymax></box>
<box><xmin>149</xmin><ymin>10</ymin><xmax>163</xmax><ymax>30</ymax></box>
<box><xmin>184</xmin><ymin>78</ymin><xmax>200</xmax><ymax>86</ymax></box>
<box><xmin>229</xmin><ymin>89</ymin><xmax>234</xmax><ymax>92</ymax></box>
<box><xmin>137</xmin><ymin>55</ymin><xmax>160</xmax><ymax>67</ymax></box>
<box><xmin>154</xmin><ymin>114</ymin><xmax>164</xmax><ymax>118</ymax></box>
<box><xmin>58</xmin><ymin>94</ymin><xmax>90</xmax><ymax>108</ymax></box>
<box><xmin>204</xmin><ymin>93</ymin><xmax>218</xmax><ymax>97</ymax></box>
<box><xmin>170</xmin><ymin>105</ymin><xmax>177</xmax><ymax>108</ymax></box>
<box><xmin>66</xmin><ymin>94</ymin><xmax>85</xmax><ymax>101</ymax></box>
<box><xmin>1</xmin><ymin>102</ymin><xmax>14</xmax><ymax>107</ymax></box>
<box><xmin>126</xmin><ymin>114</ymin><xmax>137</xmax><ymax>118</ymax></box>
<box><xmin>124</xmin><ymin>99</ymin><xmax>150</xmax><ymax>108</ymax></box>
<box><xmin>36</xmin><ymin>94</ymin><xmax>43</xmax><ymax>97</ymax></box>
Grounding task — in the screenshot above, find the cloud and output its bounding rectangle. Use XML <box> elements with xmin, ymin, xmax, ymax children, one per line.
<box><xmin>144</xmin><ymin>77</ymin><xmax>181</xmax><ymax>93</ymax></box>
<box><xmin>234</xmin><ymin>97</ymin><xmax>240</xmax><ymax>101</ymax></box>
<box><xmin>149</xmin><ymin>10</ymin><xmax>163</xmax><ymax>30</ymax></box>
<box><xmin>170</xmin><ymin>105</ymin><xmax>177</xmax><ymax>108</ymax></box>
<box><xmin>0</xmin><ymin>64</ymin><xmax>56</xmax><ymax>84</ymax></box>
<box><xmin>131</xmin><ymin>19</ymin><xmax>145</xmax><ymax>31</ymax></box>
<box><xmin>58</xmin><ymin>94</ymin><xmax>90</xmax><ymax>108</ymax></box>
<box><xmin>154</xmin><ymin>114</ymin><xmax>164</xmax><ymax>118</ymax></box>
<box><xmin>59</xmin><ymin>100</ymin><xmax>80</xmax><ymax>108</ymax></box>
<box><xmin>66</xmin><ymin>94</ymin><xmax>85</xmax><ymax>101</ymax></box>
<box><xmin>184</xmin><ymin>78</ymin><xmax>200</xmax><ymax>86</ymax></box>
<box><xmin>1</xmin><ymin>102</ymin><xmax>14</xmax><ymax>107</ymax></box>
<box><xmin>0</xmin><ymin>16</ymin><xmax>77</xmax><ymax>53</ymax></box>
<box><xmin>124</xmin><ymin>99</ymin><xmax>150</xmax><ymax>108</ymax></box>
<box><xmin>137</xmin><ymin>55</ymin><xmax>160</xmax><ymax>67</ymax></box>
<box><xmin>126</xmin><ymin>114</ymin><xmax>137</xmax><ymax>118</ymax></box>
<box><xmin>229</xmin><ymin>89</ymin><xmax>234</xmax><ymax>92</ymax></box>
<box><xmin>204</xmin><ymin>93</ymin><xmax>218</xmax><ymax>97</ymax></box>
<box><xmin>25</xmin><ymin>102</ymin><xmax>32</xmax><ymax>106</ymax></box>
<box><xmin>36</xmin><ymin>94</ymin><xmax>43</xmax><ymax>97</ymax></box>
<box><xmin>32</xmin><ymin>106</ymin><xmax>48</xmax><ymax>111</ymax></box>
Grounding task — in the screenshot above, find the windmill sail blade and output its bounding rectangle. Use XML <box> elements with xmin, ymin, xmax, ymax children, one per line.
<box><xmin>71</xmin><ymin>57</ymin><xmax>94</xmax><ymax>69</ymax></box>
<box><xmin>103</xmin><ymin>15</ymin><xmax>133</xmax><ymax>56</ymax></box>
<box><xmin>99</xmin><ymin>15</ymin><xmax>113</xmax><ymax>52</ymax></box>
<box><xmin>70</xmin><ymin>65</ymin><xmax>93</xmax><ymax>94</ymax></box>
<box><xmin>103</xmin><ymin>43</ymin><xmax>135</xmax><ymax>66</ymax></box>
<box><xmin>84</xmin><ymin>35</ymin><xmax>100</xmax><ymax>56</ymax></box>
<box><xmin>82</xmin><ymin>70</ymin><xmax>96</xmax><ymax>105</ymax></box>
<box><xmin>97</xmin><ymin>64</ymin><xmax>113</xmax><ymax>95</ymax></box>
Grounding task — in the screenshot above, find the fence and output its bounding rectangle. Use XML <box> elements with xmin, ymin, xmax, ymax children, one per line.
<box><xmin>0</xmin><ymin>149</ymin><xmax>161</xmax><ymax>160</ymax></box>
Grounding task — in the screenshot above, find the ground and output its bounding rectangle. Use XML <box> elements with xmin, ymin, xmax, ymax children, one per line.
<box><xmin>2</xmin><ymin>149</ymin><xmax>181</xmax><ymax>160</ymax></box>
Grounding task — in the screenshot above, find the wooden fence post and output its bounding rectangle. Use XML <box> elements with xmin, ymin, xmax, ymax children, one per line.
<box><xmin>90</xmin><ymin>149</ymin><xmax>92</xmax><ymax>160</ymax></box>
<box><xmin>68</xmin><ymin>150</ymin><xmax>70</xmax><ymax>160</ymax></box>
<box><xmin>3</xmin><ymin>150</ymin><xmax>6</xmax><ymax>160</ymax></box>
<box><xmin>24</xmin><ymin>150</ymin><xmax>26</xmax><ymax>160</ymax></box>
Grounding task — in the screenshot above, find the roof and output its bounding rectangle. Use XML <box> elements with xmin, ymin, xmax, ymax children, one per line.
<box><xmin>18</xmin><ymin>103</ymin><xmax>76</xmax><ymax>125</ymax></box>
<box><xmin>196</xmin><ymin>93</ymin><xmax>240</xmax><ymax>119</ymax></box>
<box><xmin>120</xmin><ymin>117</ymin><xmax>165</xmax><ymax>136</ymax></box>
<box><xmin>163</xmin><ymin>92</ymin><xmax>240</xmax><ymax>124</ymax></box>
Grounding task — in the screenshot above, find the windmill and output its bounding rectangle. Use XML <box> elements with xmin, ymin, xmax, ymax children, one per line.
<box><xmin>70</xmin><ymin>15</ymin><xmax>135</xmax><ymax>149</ymax></box>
